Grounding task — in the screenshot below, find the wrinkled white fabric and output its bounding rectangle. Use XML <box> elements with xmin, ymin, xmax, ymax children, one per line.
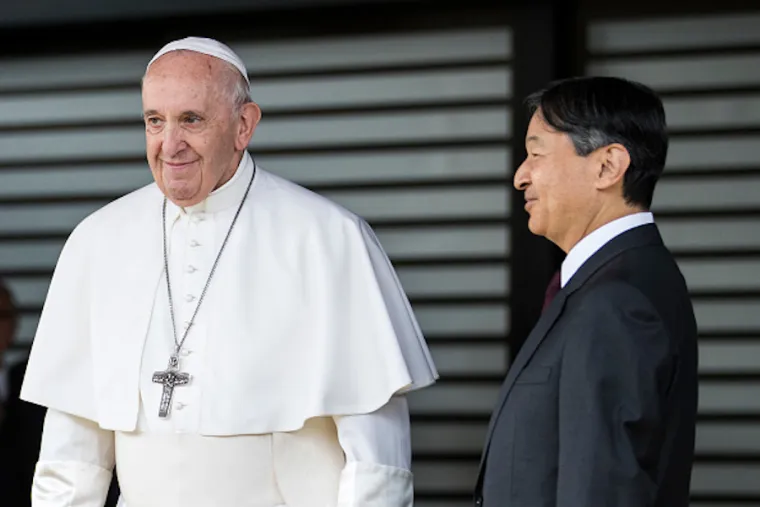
<box><xmin>24</xmin><ymin>149</ymin><xmax>434</xmax><ymax>506</ymax></box>
<box><xmin>21</xmin><ymin>151</ymin><xmax>437</xmax><ymax>435</ymax></box>
<box><xmin>33</xmin><ymin>396</ymin><xmax>412</xmax><ymax>507</ymax></box>
<box><xmin>34</xmin><ymin>411</ymin><xmax>114</xmax><ymax>507</ymax></box>
<box><xmin>337</xmin><ymin>462</ymin><xmax>413</xmax><ymax>507</ymax></box>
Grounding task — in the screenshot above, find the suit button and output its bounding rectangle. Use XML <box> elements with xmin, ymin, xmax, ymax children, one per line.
<box><xmin>475</xmin><ymin>496</ymin><xmax>483</xmax><ymax>507</ymax></box>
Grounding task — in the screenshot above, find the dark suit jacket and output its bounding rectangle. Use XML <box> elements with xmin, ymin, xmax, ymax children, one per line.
<box><xmin>0</xmin><ymin>361</ymin><xmax>121</xmax><ymax>507</ymax></box>
<box><xmin>475</xmin><ymin>224</ymin><xmax>698</xmax><ymax>507</ymax></box>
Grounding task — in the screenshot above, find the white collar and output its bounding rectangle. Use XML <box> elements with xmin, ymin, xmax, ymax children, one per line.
<box><xmin>560</xmin><ymin>212</ymin><xmax>654</xmax><ymax>288</ymax></box>
<box><xmin>165</xmin><ymin>151</ymin><xmax>254</xmax><ymax>221</ymax></box>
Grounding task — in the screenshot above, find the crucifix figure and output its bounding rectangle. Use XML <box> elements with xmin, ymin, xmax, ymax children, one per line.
<box><xmin>152</xmin><ymin>354</ymin><xmax>191</xmax><ymax>418</ymax></box>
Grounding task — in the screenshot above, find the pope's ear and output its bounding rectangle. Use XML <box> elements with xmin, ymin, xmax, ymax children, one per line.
<box><xmin>235</xmin><ymin>102</ymin><xmax>261</xmax><ymax>151</ymax></box>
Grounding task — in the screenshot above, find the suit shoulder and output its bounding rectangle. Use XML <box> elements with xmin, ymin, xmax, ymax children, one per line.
<box><xmin>560</xmin><ymin>281</ymin><xmax>671</xmax><ymax>367</ymax></box>
<box><xmin>569</xmin><ymin>280</ymin><xmax>664</xmax><ymax>331</ymax></box>
<box><xmin>580</xmin><ymin>280</ymin><xmax>654</xmax><ymax>308</ymax></box>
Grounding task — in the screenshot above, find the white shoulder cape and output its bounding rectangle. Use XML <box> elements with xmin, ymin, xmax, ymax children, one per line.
<box><xmin>21</xmin><ymin>155</ymin><xmax>438</xmax><ymax>435</ymax></box>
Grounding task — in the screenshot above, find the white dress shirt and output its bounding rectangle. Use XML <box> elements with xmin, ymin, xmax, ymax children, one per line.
<box><xmin>561</xmin><ymin>212</ymin><xmax>654</xmax><ymax>288</ymax></box>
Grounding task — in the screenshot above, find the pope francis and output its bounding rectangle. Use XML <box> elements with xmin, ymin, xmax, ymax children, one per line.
<box><xmin>20</xmin><ymin>36</ymin><xmax>438</xmax><ymax>507</ymax></box>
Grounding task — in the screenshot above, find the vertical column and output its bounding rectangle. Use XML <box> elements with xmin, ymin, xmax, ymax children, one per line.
<box><xmin>508</xmin><ymin>3</ymin><xmax>566</xmax><ymax>358</ymax></box>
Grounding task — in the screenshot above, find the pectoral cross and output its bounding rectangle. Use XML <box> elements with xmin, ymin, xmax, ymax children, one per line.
<box><xmin>152</xmin><ymin>355</ymin><xmax>191</xmax><ymax>418</ymax></box>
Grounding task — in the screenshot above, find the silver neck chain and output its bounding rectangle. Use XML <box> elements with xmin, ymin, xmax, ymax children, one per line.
<box><xmin>161</xmin><ymin>161</ymin><xmax>256</xmax><ymax>357</ymax></box>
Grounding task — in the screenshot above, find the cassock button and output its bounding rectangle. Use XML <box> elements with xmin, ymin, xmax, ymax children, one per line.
<box><xmin>176</xmin><ymin>402</ymin><xmax>186</xmax><ymax>410</ymax></box>
<box><xmin>185</xmin><ymin>294</ymin><xmax>196</xmax><ymax>302</ymax></box>
<box><xmin>189</xmin><ymin>239</ymin><xmax>200</xmax><ymax>247</ymax></box>
<box><xmin>181</xmin><ymin>349</ymin><xmax>192</xmax><ymax>357</ymax></box>
<box><xmin>186</xmin><ymin>265</ymin><xmax>198</xmax><ymax>273</ymax></box>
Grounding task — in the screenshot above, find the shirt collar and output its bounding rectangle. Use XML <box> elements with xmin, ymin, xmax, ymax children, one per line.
<box><xmin>165</xmin><ymin>151</ymin><xmax>254</xmax><ymax>221</ymax></box>
<box><xmin>560</xmin><ymin>211</ymin><xmax>654</xmax><ymax>288</ymax></box>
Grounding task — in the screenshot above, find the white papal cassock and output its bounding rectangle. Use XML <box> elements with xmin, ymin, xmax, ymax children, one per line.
<box><xmin>21</xmin><ymin>151</ymin><xmax>438</xmax><ymax>506</ymax></box>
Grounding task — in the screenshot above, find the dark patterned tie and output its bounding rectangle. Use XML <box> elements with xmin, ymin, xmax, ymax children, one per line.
<box><xmin>541</xmin><ymin>270</ymin><xmax>561</xmax><ymax>313</ymax></box>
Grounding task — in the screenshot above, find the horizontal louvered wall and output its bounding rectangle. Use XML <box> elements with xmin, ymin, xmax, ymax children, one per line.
<box><xmin>0</xmin><ymin>27</ymin><xmax>513</xmax><ymax>505</ymax></box>
<box><xmin>587</xmin><ymin>11</ymin><xmax>760</xmax><ymax>505</ymax></box>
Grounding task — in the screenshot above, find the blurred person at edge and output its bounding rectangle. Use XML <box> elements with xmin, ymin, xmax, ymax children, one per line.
<box><xmin>0</xmin><ymin>280</ymin><xmax>120</xmax><ymax>506</ymax></box>
<box><xmin>0</xmin><ymin>278</ymin><xmax>47</xmax><ymax>507</ymax></box>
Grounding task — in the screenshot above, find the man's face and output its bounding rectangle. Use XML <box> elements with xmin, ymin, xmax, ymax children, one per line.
<box><xmin>513</xmin><ymin>111</ymin><xmax>597</xmax><ymax>251</ymax></box>
<box><xmin>0</xmin><ymin>289</ymin><xmax>16</xmax><ymax>357</ymax></box>
<box><xmin>142</xmin><ymin>52</ymin><xmax>244</xmax><ymax>207</ymax></box>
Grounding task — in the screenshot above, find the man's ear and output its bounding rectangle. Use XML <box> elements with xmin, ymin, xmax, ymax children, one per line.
<box><xmin>235</xmin><ymin>102</ymin><xmax>262</xmax><ymax>151</ymax></box>
<box><xmin>595</xmin><ymin>143</ymin><xmax>631</xmax><ymax>191</ymax></box>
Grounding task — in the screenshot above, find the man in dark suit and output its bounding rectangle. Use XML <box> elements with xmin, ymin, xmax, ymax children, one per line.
<box><xmin>475</xmin><ymin>76</ymin><xmax>698</xmax><ymax>507</ymax></box>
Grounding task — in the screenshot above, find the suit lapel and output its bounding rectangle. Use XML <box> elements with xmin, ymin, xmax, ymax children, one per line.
<box><xmin>479</xmin><ymin>288</ymin><xmax>568</xmax><ymax>469</ymax></box>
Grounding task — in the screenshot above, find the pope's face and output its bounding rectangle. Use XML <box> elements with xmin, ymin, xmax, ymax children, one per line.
<box><xmin>141</xmin><ymin>52</ymin><xmax>246</xmax><ymax>207</ymax></box>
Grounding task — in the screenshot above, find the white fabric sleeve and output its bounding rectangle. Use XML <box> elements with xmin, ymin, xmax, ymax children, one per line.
<box><xmin>32</xmin><ymin>408</ymin><xmax>115</xmax><ymax>507</ymax></box>
<box><xmin>333</xmin><ymin>395</ymin><xmax>414</xmax><ymax>507</ymax></box>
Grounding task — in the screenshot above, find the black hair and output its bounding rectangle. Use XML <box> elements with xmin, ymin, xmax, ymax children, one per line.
<box><xmin>525</xmin><ymin>76</ymin><xmax>668</xmax><ymax>209</ymax></box>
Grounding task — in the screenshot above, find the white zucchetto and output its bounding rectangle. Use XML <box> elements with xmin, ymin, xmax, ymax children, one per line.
<box><xmin>147</xmin><ymin>36</ymin><xmax>250</xmax><ymax>86</ymax></box>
